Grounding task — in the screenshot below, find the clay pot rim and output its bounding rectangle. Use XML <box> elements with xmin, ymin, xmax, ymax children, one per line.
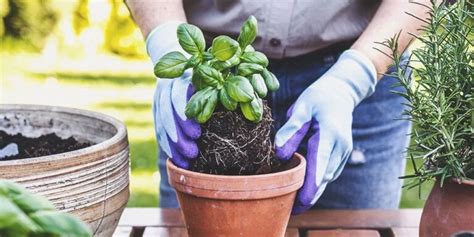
<box><xmin>0</xmin><ymin>104</ymin><xmax>127</xmax><ymax>166</ymax></box>
<box><xmin>167</xmin><ymin>153</ymin><xmax>306</xmax><ymax>199</ymax></box>
<box><xmin>167</xmin><ymin>153</ymin><xmax>305</xmax><ymax>180</ymax></box>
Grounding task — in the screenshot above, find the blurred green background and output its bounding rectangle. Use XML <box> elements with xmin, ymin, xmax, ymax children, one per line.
<box><xmin>0</xmin><ymin>0</ymin><xmax>431</xmax><ymax>208</ymax></box>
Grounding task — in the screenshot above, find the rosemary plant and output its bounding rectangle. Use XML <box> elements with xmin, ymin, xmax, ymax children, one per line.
<box><xmin>380</xmin><ymin>0</ymin><xmax>473</xmax><ymax>189</ymax></box>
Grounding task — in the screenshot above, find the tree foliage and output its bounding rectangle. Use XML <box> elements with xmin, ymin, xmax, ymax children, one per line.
<box><xmin>1</xmin><ymin>0</ymin><xmax>57</xmax><ymax>50</ymax></box>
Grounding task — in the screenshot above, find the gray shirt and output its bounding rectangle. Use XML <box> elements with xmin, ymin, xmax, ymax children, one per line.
<box><xmin>183</xmin><ymin>0</ymin><xmax>380</xmax><ymax>59</ymax></box>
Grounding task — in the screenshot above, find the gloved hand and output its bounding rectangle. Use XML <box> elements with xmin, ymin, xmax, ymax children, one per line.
<box><xmin>148</xmin><ymin>22</ymin><xmax>201</xmax><ymax>169</ymax></box>
<box><xmin>275</xmin><ymin>50</ymin><xmax>377</xmax><ymax>214</ymax></box>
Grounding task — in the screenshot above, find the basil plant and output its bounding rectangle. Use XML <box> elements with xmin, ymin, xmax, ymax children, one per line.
<box><xmin>154</xmin><ymin>16</ymin><xmax>280</xmax><ymax>123</ymax></box>
<box><xmin>0</xmin><ymin>180</ymin><xmax>92</xmax><ymax>237</ymax></box>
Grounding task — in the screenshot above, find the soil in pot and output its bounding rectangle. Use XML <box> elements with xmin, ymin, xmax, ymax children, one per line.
<box><xmin>0</xmin><ymin>130</ymin><xmax>92</xmax><ymax>161</ymax></box>
<box><xmin>190</xmin><ymin>101</ymin><xmax>284</xmax><ymax>175</ymax></box>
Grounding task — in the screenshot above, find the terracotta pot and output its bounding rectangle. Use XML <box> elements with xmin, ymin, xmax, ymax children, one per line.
<box><xmin>0</xmin><ymin>104</ymin><xmax>130</xmax><ymax>237</ymax></box>
<box><xmin>420</xmin><ymin>178</ymin><xmax>474</xmax><ymax>237</ymax></box>
<box><xmin>167</xmin><ymin>153</ymin><xmax>306</xmax><ymax>237</ymax></box>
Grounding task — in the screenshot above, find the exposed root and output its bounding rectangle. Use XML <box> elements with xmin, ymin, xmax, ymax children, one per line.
<box><xmin>190</xmin><ymin>101</ymin><xmax>282</xmax><ymax>175</ymax></box>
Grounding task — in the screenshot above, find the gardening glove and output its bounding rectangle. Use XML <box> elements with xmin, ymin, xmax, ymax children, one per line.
<box><xmin>148</xmin><ymin>22</ymin><xmax>201</xmax><ymax>169</ymax></box>
<box><xmin>275</xmin><ymin>50</ymin><xmax>377</xmax><ymax>214</ymax></box>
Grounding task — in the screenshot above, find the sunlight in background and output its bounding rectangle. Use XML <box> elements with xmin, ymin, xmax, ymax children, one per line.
<box><xmin>1</xmin><ymin>0</ymin><xmax>159</xmax><ymax>207</ymax></box>
<box><xmin>1</xmin><ymin>0</ymin><xmax>429</xmax><ymax>208</ymax></box>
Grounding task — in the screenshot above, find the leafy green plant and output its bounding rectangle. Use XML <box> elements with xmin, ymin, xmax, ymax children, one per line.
<box><xmin>380</xmin><ymin>0</ymin><xmax>473</xmax><ymax>189</ymax></box>
<box><xmin>154</xmin><ymin>16</ymin><xmax>279</xmax><ymax>123</ymax></box>
<box><xmin>0</xmin><ymin>179</ymin><xmax>92</xmax><ymax>237</ymax></box>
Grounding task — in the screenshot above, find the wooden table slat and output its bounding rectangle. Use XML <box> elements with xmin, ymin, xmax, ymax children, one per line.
<box><xmin>112</xmin><ymin>226</ymin><xmax>133</xmax><ymax>237</ymax></box>
<box><xmin>136</xmin><ymin>227</ymin><xmax>301</xmax><ymax>237</ymax></box>
<box><xmin>285</xmin><ymin>228</ymin><xmax>300</xmax><ymax>237</ymax></box>
<box><xmin>117</xmin><ymin>208</ymin><xmax>422</xmax><ymax>237</ymax></box>
<box><xmin>389</xmin><ymin>227</ymin><xmax>419</xmax><ymax>237</ymax></box>
<box><xmin>118</xmin><ymin>208</ymin><xmax>183</xmax><ymax>228</ymax></box>
<box><xmin>118</xmin><ymin>208</ymin><xmax>422</xmax><ymax>229</ymax></box>
<box><xmin>142</xmin><ymin>227</ymin><xmax>187</xmax><ymax>237</ymax></box>
<box><xmin>288</xmin><ymin>209</ymin><xmax>421</xmax><ymax>229</ymax></box>
<box><xmin>307</xmin><ymin>229</ymin><xmax>380</xmax><ymax>237</ymax></box>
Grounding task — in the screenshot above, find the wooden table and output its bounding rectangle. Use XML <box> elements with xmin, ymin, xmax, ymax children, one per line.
<box><xmin>114</xmin><ymin>208</ymin><xmax>422</xmax><ymax>237</ymax></box>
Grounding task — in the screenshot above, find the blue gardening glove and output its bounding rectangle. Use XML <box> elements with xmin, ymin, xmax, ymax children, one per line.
<box><xmin>275</xmin><ymin>50</ymin><xmax>377</xmax><ymax>214</ymax></box>
<box><xmin>148</xmin><ymin>22</ymin><xmax>201</xmax><ymax>169</ymax></box>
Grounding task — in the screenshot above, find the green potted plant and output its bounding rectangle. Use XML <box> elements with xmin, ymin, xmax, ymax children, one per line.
<box><xmin>154</xmin><ymin>16</ymin><xmax>306</xmax><ymax>236</ymax></box>
<box><xmin>383</xmin><ymin>1</ymin><xmax>473</xmax><ymax>236</ymax></box>
<box><xmin>0</xmin><ymin>179</ymin><xmax>92</xmax><ymax>237</ymax></box>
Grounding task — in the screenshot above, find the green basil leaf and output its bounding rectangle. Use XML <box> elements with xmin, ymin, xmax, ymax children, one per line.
<box><xmin>12</xmin><ymin>193</ymin><xmax>56</xmax><ymax>214</ymax></box>
<box><xmin>30</xmin><ymin>211</ymin><xmax>92</xmax><ymax>237</ymax></box>
<box><xmin>203</xmin><ymin>59</ymin><xmax>212</xmax><ymax>66</ymax></box>
<box><xmin>154</xmin><ymin>51</ymin><xmax>189</xmax><ymax>78</ymax></box>
<box><xmin>227</xmin><ymin>48</ymin><xmax>242</xmax><ymax>66</ymax></box>
<box><xmin>250</xmin><ymin>74</ymin><xmax>268</xmax><ymax>98</ymax></box>
<box><xmin>185</xmin><ymin>87</ymin><xmax>214</xmax><ymax>118</ymax></box>
<box><xmin>196</xmin><ymin>89</ymin><xmax>219</xmax><ymax>123</ymax></box>
<box><xmin>203</xmin><ymin>52</ymin><xmax>214</xmax><ymax>61</ymax></box>
<box><xmin>244</xmin><ymin>45</ymin><xmax>255</xmax><ymax>53</ymax></box>
<box><xmin>219</xmin><ymin>89</ymin><xmax>238</xmax><ymax>111</ymax></box>
<box><xmin>224</xmin><ymin>76</ymin><xmax>255</xmax><ymax>102</ymax></box>
<box><xmin>196</xmin><ymin>64</ymin><xmax>223</xmax><ymax>87</ymax></box>
<box><xmin>191</xmin><ymin>73</ymin><xmax>207</xmax><ymax>91</ymax></box>
<box><xmin>212</xmin><ymin>49</ymin><xmax>241</xmax><ymax>71</ymax></box>
<box><xmin>177</xmin><ymin>23</ymin><xmax>205</xmax><ymax>55</ymax></box>
<box><xmin>0</xmin><ymin>197</ymin><xmax>20</xmax><ymax>229</ymax></box>
<box><xmin>212</xmin><ymin>61</ymin><xmax>231</xmax><ymax>71</ymax></box>
<box><xmin>261</xmin><ymin>69</ymin><xmax>280</xmax><ymax>91</ymax></box>
<box><xmin>240</xmin><ymin>97</ymin><xmax>263</xmax><ymax>122</ymax></box>
<box><xmin>211</xmin><ymin>36</ymin><xmax>240</xmax><ymax>61</ymax></box>
<box><xmin>187</xmin><ymin>54</ymin><xmax>202</xmax><ymax>68</ymax></box>
<box><xmin>0</xmin><ymin>226</ymin><xmax>30</xmax><ymax>237</ymax></box>
<box><xmin>237</xmin><ymin>16</ymin><xmax>258</xmax><ymax>49</ymax></box>
<box><xmin>240</xmin><ymin>51</ymin><xmax>268</xmax><ymax>67</ymax></box>
<box><xmin>236</xmin><ymin>63</ymin><xmax>264</xmax><ymax>76</ymax></box>
<box><xmin>0</xmin><ymin>180</ymin><xmax>55</xmax><ymax>214</ymax></box>
<box><xmin>0</xmin><ymin>181</ymin><xmax>53</xmax><ymax>234</ymax></box>
<box><xmin>0</xmin><ymin>179</ymin><xmax>22</xmax><ymax>195</ymax></box>
<box><xmin>0</xmin><ymin>196</ymin><xmax>37</xmax><ymax>232</ymax></box>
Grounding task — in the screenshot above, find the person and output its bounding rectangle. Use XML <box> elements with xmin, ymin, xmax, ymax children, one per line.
<box><xmin>126</xmin><ymin>0</ymin><xmax>429</xmax><ymax>213</ymax></box>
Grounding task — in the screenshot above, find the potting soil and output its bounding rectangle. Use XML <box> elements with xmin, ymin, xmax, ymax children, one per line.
<box><xmin>0</xmin><ymin>130</ymin><xmax>92</xmax><ymax>161</ymax></box>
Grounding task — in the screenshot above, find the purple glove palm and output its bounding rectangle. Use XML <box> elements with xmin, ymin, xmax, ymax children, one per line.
<box><xmin>148</xmin><ymin>22</ymin><xmax>201</xmax><ymax>169</ymax></box>
<box><xmin>275</xmin><ymin>50</ymin><xmax>377</xmax><ymax>214</ymax></box>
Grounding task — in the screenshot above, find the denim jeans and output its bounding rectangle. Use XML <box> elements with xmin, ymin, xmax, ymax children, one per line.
<box><xmin>156</xmin><ymin>46</ymin><xmax>411</xmax><ymax>209</ymax></box>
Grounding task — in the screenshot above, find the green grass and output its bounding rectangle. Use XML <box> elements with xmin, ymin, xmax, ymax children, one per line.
<box><xmin>1</xmin><ymin>50</ymin><xmax>430</xmax><ymax>208</ymax></box>
<box><xmin>1</xmin><ymin>51</ymin><xmax>159</xmax><ymax>207</ymax></box>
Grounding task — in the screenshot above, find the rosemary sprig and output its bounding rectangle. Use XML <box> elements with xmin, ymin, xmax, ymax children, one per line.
<box><xmin>380</xmin><ymin>0</ymin><xmax>473</xmax><ymax>188</ymax></box>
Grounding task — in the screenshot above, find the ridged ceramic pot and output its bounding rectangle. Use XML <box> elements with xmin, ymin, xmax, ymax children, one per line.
<box><xmin>420</xmin><ymin>179</ymin><xmax>474</xmax><ymax>236</ymax></box>
<box><xmin>0</xmin><ymin>104</ymin><xmax>130</xmax><ymax>237</ymax></box>
<box><xmin>167</xmin><ymin>153</ymin><xmax>306</xmax><ymax>237</ymax></box>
